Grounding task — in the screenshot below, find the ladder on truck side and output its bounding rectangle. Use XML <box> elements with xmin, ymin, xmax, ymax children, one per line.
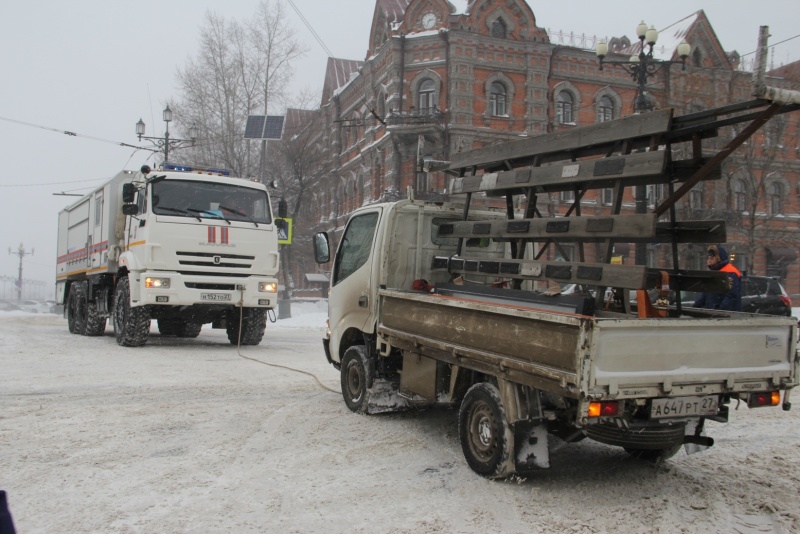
<box><xmin>431</xmin><ymin>31</ymin><xmax>800</xmax><ymax>318</ymax></box>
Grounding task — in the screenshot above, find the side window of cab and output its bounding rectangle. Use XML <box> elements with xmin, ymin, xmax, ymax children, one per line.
<box><xmin>333</xmin><ymin>212</ymin><xmax>379</xmax><ymax>285</ymax></box>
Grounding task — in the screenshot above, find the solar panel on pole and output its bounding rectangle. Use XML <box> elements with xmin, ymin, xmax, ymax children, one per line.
<box><xmin>244</xmin><ymin>115</ymin><xmax>285</xmax><ymax>139</ymax></box>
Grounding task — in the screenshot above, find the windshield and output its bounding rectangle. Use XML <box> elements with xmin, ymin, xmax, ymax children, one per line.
<box><xmin>151</xmin><ymin>179</ymin><xmax>272</xmax><ymax>224</ymax></box>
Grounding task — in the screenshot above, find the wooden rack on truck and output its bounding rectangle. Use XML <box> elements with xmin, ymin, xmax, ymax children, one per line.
<box><xmin>433</xmin><ymin>95</ymin><xmax>800</xmax><ymax>316</ymax></box>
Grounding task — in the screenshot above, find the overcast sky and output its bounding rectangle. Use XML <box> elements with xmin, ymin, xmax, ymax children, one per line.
<box><xmin>1</xmin><ymin>0</ymin><xmax>797</xmax><ymax>295</ymax></box>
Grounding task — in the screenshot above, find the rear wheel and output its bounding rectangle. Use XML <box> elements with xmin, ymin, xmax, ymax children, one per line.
<box><xmin>226</xmin><ymin>308</ymin><xmax>267</xmax><ymax>345</ymax></box>
<box><xmin>112</xmin><ymin>277</ymin><xmax>150</xmax><ymax>347</ymax></box>
<box><xmin>83</xmin><ymin>284</ymin><xmax>107</xmax><ymax>336</ymax></box>
<box><xmin>157</xmin><ymin>318</ymin><xmax>178</xmax><ymax>336</ymax></box>
<box><xmin>340</xmin><ymin>345</ymin><xmax>371</xmax><ymax>414</ymax></box>
<box><xmin>66</xmin><ymin>285</ymin><xmax>80</xmax><ymax>334</ymax></box>
<box><xmin>624</xmin><ymin>443</ymin><xmax>683</xmax><ymax>463</ymax></box>
<box><xmin>71</xmin><ymin>282</ymin><xmax>89</xmax><ymax>335</ymax></box>
<box><xmin>175</xmin><ymin>321</ymin><xmax>202</xmax><ymax>338</ymax></box>
<box><xmin>459</xmin><ymin>382</ymin><xmax>515</xmax><ymax>479</ymax></box>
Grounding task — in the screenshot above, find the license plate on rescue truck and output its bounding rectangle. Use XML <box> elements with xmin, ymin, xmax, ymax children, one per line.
<box><xmin>201</xmin><ymin>293</ymin><xmax>231</xmax><ymax>301</ymax></box>
<box><xmin>650</xmin><ymin>396</ymin><xmax>718</xmax><ymax>419</ymax></box>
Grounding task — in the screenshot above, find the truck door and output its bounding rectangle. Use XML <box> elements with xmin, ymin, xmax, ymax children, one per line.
<box><xmin>328</xmin><ymin>208</ymin><xmax>382</xmax><ymax>363</ymax></box>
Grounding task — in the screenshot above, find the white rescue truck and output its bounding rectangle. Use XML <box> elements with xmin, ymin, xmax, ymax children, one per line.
<box><xmin>56</xmin><ymin>164</ymin><xmax>281</xmax><ymax>346</ymax></box>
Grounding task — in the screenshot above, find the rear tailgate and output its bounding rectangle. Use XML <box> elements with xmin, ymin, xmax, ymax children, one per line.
<box><xmin>589</xmin><ymin>315</ymin><xmax>798</xmax><ymax>398</ymax></box>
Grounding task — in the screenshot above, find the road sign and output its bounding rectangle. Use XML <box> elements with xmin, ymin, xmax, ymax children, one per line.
<box><xmin>276</xmin><ymin>218</ymin><xmax>293</xmax><ymax>245</ymax></box>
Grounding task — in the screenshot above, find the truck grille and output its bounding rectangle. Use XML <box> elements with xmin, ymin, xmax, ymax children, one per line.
<box><xmin>176</xmin><ymin>251</ymin><xmax>254</xmax><ymax>270</ymax></box>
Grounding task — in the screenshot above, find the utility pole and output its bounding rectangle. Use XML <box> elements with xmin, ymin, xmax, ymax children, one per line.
<box><xmin>8</xmin><ymin>243</ymin><xmax>34</xmax><ymax>302</ymax></box>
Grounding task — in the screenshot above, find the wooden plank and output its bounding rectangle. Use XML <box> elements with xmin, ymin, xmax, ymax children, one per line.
<box><xmin>434</xmin><ymin>256</ymin><xmax>648</xmax><ymax>289</ymax></box>
<box><xmin>654</xmin><ymin>220</ymin><xmax>727</xmax><ymax>244</ymax></box>
<box><xmin>448</xmin><ymin>152</ymin><xmax>720</xmax><ymax>196</ymax></box>
<box><xmin>446</xmin><ymin>108</ymin><xmax>673</xmax><ymax>172</ymax></box>
<box><xmin>439</xmin><ymin>214</ymin><xmax>657</xmax><ymax>241</ymax></box>
<box><xmin>433</xmin><ymin>256</ymin><xmax>731</xmax><ymax>293</ymax></box>
<box><xmin>437</xmin><ymin>215</ymin><xmax>726</xmax><ymax>244</ymax></box>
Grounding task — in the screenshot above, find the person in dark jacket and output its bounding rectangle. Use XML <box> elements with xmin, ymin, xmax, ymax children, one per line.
<box><xmin>0</xmin><ymin>490</ymin><xmax>16</xmax><ymax>534</ymax></box>
<box><xmin>693</xmin><ymin>244</ymin><xmax>742</xmax><ymax>311</ymax></box>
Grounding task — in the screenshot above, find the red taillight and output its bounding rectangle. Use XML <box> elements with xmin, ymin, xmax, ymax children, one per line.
<box><xmin>780</xmin><ymin>295</ymin><xmax>792</xmax><ymax>308</ymax></box>
<box><xmin>748</xmin><ymin>391</ymin><xmax>781</xmax><ymax>408</ymax></box>
<box><xmin>588</xmin><ymin>401</ymin><xmax>619</xmax><ymax>417</ymax></box>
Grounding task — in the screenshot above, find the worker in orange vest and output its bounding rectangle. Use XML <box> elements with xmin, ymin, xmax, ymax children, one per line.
<box><xmin>693</xmin><ymin>244</ymin><xmax>742</xmax><ymax>311</ymax></box>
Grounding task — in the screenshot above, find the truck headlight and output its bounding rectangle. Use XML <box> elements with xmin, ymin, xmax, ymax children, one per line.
<box><xmin>145</xmin><ymin>277</ymin><xmax>171</xmax><ymax>289</ymax></box>
<box><xmin>259</xmin><ymin>282</ymin><xmax>278</xmax><ymax>293</ymax></box>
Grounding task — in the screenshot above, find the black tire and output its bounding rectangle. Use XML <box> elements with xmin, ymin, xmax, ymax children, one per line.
<box><xmin>226</xmin><ymin>308</ymin><xmax>267</xmax><ymax>345</ymax></box>
<box><xmin>83</xmin><ymin>284</ymin><xmax>107</xmax><ymax>336</ymax></box>
<box><xmin>157</xmin><ymin>318</ymin><xmax>178</xmax><ymax>336</ymax></box>
<box><xmin>458</xmin><ymin>382</ymin><xmax>515</xmax><ymax>479</ymax></box>
<box><xmin>175</xmin><ymin>321</ymin><xmax>202</xmax><ymax>338</ymax></box>
<box><xmin>72</xmin><ymin>282</ymin><xmax>89</xmax><ymax>335</ymax></box>
<box><xmin>624</xmin><ymin>443</ymin><xmax>683</xmax><ymax>463</ymax></box>
<box><xmin>66</xmin><ymin>284</ymin><xmax>79</xmax><ymax>334</ymax></box>
<box><xmin>341</xmin><ymin>345</ymin><xmax>372</xmax><ymax>414</ymax></box>
<box><xmin>112</xmin><ymin>277</ymin><xmax>150</xmax><ymax>347</ymax></box>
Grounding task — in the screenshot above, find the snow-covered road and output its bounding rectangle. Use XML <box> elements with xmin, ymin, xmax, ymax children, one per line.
<box><xmin>1</xmin><ymin>309</ymin><xmax>799</xmax><ymax>533</ymax></box>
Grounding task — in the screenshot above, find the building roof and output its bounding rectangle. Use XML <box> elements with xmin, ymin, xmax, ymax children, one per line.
<box><xmin>768</xmin><ymin>59</ymin><xmax>800</xmax><ymax>81</ymax></box>
<box><xmin>321</xmin><ymin>58</ymin><xmax>364</xmax><ymax>105</ymax></box>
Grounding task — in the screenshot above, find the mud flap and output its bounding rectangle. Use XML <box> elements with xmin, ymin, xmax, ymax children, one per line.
<box><xmin>683</xmin><ymin>418</ymin><xmax>713</xmax><ymax>456</ymax></box>
<box><xmin>366</xmin><ymin>379</ymin><xmax>412</xmax><ymax>414</ymax></box>
<box><xmin>514</xmin><ymin>420</ymin><xmax>550</xmax><ymax>471</ymax></box>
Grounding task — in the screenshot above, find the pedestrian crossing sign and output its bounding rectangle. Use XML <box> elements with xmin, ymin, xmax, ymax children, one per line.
<box><xmin>276</xmin><ymin>217</ymin><xmax>292</xmax><ymax>245</ymax></box>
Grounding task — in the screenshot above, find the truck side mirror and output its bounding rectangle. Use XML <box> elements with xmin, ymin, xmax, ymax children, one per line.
<box><xmin>122</xmin><ymin>204</ymin><xmax>139</xmax><ymax>216</ymax></box>
<box><xmin>278</xmin><ymin>198</ymin><xmax>288</xmax><ymax>219</ymax></box>
<box><xmin>275</xmin><ymin>219</ymin><xmax>287</xmax><ymax>231</ymax></box>
<box><xmin>313</xmin><ymin>232</ymin><xmax>330</xmax><ymax>264</ymax></box>
<box><xmin>122</xmin><ymin>183</ymin><xmax>136</xmax><ymax>204</ymax></box>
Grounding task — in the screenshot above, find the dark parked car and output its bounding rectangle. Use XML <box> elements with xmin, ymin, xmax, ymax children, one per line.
<box><xmin>741</xmin><ymin>275</ymin><xmax>792</xmax><ymax>316</ymax></box>
<box><xmin>654</xmin><ymin>275</ymin><xmax>792</xmax><ymax>316</ymax></box>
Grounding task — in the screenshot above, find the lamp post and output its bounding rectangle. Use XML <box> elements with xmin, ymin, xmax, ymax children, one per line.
<box><xmin>596</xmin><ymin>22</ymin><xmax>690</xmax><ymax>266</ymax></box>
<box><xmin>136</xmin><ymin>105</ymin><xmax>198</xmax><ymax>165</ymax></box>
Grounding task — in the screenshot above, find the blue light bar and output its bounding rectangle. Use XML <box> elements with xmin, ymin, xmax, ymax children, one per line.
<box><xmin>162</xmin><ymin>162</ymin><xmax>232</xmax><ymax>176</ymax></box>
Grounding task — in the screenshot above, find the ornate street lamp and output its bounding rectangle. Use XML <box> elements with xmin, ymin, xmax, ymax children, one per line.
<box><xmin>136</xmin><ymin>105</ymin><xmax>198</xmax><ymax>165</ymax></box>
<box><xmin>596</xmin><ymin>21</ymin><xmax>691</xmax><ymax>113</ymax></box>
<box><xmin>596</xmin><ymin>22</ymin><xmax>690</xmax><ymax>266</ymax></box>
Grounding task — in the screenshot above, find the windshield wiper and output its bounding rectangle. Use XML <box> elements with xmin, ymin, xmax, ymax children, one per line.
<box><xmin>156</xmin><ymin>206</ymin><xmax>201</xmax><ymax>221</ymax></box>
<box><xmin>219</xmin><ymin>205</ymin><xmax>259</xmax><ymax>227</ymax></box>
<box><xmin>187</xmin><ymin>208</ymin><xmax>231</xmax><ymax>224</ymax></box>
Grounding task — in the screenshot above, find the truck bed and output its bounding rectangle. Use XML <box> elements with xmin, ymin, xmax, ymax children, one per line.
<box><xmin>377</xmin><ymin>288</ymin><xmax>798</xmax><ymax>402</ymax></box>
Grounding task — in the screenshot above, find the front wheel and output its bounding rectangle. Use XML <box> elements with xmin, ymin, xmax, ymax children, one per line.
<box><xmin>340</xmin><ymin>345</ymin><xmax>372</xmax><ymax>414</ymax></box>
<box><xmin>458</xmin><ymin>382</ymin><xmax>515</xmax><ymax>479</ymax></box>
<box><xmin>112</xmin><ymin>277</ymin><xmax>150</xmax><ymax>347</ymax></box>
<box><xmin>226</xmin><ymin>308</ymin><xmax>267</xmax><ymax>345</ymax></box>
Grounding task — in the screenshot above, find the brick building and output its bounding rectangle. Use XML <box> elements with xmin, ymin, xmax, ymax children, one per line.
<box><xmin>282</xmin><ymin>0</ymin><xmax>800</xmax><ymax>296</ymax></box>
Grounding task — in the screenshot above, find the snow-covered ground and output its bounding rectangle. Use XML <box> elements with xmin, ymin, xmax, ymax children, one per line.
<box><xmin>1</xmin><ymin>304</ymin><xmax>800</xmax><ymax>533</ymax></box>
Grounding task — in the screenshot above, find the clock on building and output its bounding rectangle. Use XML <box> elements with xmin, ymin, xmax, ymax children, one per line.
<box><xmin>422</xmin><ymin>12</ymin><xmax>438</xmax><ymax>30</ymax></box>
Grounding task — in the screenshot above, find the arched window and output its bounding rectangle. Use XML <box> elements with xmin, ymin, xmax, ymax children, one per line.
<box><xmin>418</xmin><ymin>78</ymin><xmax>436</xmax><ymax>110</ymax></box>
<box><xmin>768</xmin><ymin>182</ymin><xmax>783</xmax><ymax>215</ymax></box>
<box><xmin>692</xmin><ymin>48</ymin><xmax>703</xmax><ymax>68</ymax></box>
<box><xmin>733</xmin><ymin>180</ymin><xmax>746</xmax><ymax>212</ymax></box>
<box><xmin>556</xmin><ymin>92</ymin><xmax>574</xmax><ymax>124</ymax></box>
<box><xmin>491</xmin><ymin>18</ymin><xmax>507</xmax><ymax>39</ymax></box>
<box><xmin>489</xmin><ymin>82</ymin><xmax>507</xmax><ymax>116</ymax></box>
<box><xmin>597</xmin><ymin>95</ymin><xmax>614</xmax><ymax>122</ymax></box>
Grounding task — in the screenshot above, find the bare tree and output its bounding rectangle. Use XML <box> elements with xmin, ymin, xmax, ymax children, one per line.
<box><xmin>721</xmin><ymin>113</ymin><xmax>799</xmax><ymax>274</ymax></box>
<box><xmin>268</xmin><ymin>95</ymin><xmax>335</xmax><ymax>299</ymax></box>
<box><xmin>174</xmin><ymin>1</ymin><xmax>305</xmax><ymax>177</ymax></box>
